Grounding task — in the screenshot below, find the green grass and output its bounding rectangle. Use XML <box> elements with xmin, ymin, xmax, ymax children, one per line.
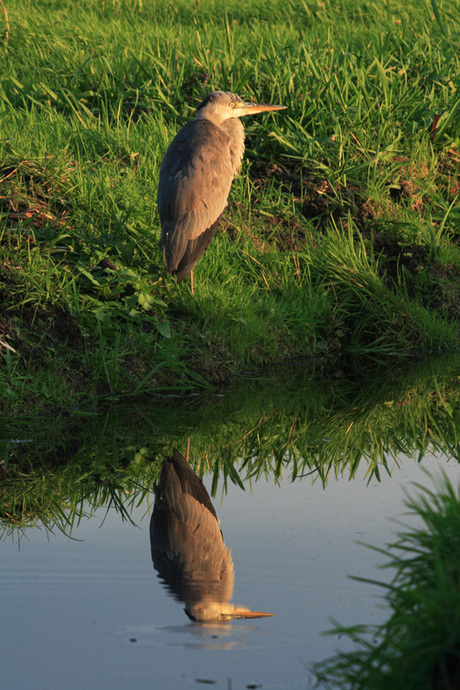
<box><xmin>314</xmin><ymin>471</ymin><xmax>460</xmax><ymax>689</ymax></box>
<box><xmin>0</xmin><ymin>0</ymin><xmax>459</xmax><ymax>411</ymax></box>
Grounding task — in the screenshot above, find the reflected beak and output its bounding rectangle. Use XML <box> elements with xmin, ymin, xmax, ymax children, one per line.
<box><xmin>231</xmin><ymin>610</ymin><xmax>274</xmax><ymax>619</ymax></box>
<box><xmin>237</xmin><ymin>102</ymin><xmax>286</xmax><ymax>117</ymax></box>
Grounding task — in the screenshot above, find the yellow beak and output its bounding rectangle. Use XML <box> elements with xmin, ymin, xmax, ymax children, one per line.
<box><xmin>237</xmin><ymin>102</ymin><xmax>287</xmax><ymax>117</ymax></box>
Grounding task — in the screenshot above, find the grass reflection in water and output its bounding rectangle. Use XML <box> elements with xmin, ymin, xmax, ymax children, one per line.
<box><xmin>1</xmin><ymin>353</ymin><xmax>459</xmax><ymax>539</ymax></box>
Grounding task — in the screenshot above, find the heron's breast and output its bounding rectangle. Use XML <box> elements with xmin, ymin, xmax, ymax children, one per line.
<box><xmin>220</xmin><ymin>118</ymin><xmax>246</xmax><ymax>175</ymax></box>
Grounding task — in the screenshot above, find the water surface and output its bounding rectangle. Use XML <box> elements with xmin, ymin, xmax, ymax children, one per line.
<box><xmin>2</xmin><ymin>451</ymin><xmax>459</xmax><ymax>689</ymax></box>
<box><xmin>2</xmin><ymin>355</ymin><xmax>460</xmax><ymax>688</ymax></box>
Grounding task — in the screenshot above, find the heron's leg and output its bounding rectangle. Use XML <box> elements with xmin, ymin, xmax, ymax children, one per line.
<box><xmin>185</xmin><ymin>437</ymin><xmax>191</xmax><ymax>463</ymax></box>
<box><xmin>190</xmin><ymin>269</ymin><xmax>194</xmax><ymax>295</ymax></box>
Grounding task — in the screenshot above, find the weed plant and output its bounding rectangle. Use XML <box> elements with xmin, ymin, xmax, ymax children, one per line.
<box><xmin>314</xmin><ymin>471</ymin><xmax>460</xmax><ymax>689</ymax></box>
<box><xmin>0</xmin><ymin>0</ymin><xmax>459</xmax><ymax>411</ymax></box>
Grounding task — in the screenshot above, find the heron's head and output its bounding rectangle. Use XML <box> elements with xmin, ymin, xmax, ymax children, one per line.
<box><xmin>185</xmin><ymin>600</ymin><xmax>274</xmax><ymax>623</ymax></box>
<box><xmin>195</xmin><ymin>90</ymin><xmax>286</xmax><ymax>126</ymax></box>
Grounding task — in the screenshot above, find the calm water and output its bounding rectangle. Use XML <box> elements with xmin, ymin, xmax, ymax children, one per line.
<box><xmin>2</xmin><ymin>450</ymin><xmax>459</xmax><ymax>690</ymax></box>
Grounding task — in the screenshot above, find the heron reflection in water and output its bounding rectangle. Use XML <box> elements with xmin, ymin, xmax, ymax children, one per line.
<box><xmin>150</xmin><ymin>448</ymin><xmax>273</xmax><ymax>623</ymax></box>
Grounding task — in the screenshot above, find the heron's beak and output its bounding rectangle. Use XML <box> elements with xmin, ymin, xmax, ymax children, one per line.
<box><xmin>237</xmin><ymin>102</ymin><xmax>286</xmax><ymax>117</ymax></box>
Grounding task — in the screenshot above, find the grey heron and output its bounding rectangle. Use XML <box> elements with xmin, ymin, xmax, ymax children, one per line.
<box><xmin>157</xmin><ymin>91</ymin><xmax>286</xmax><ymax>293</ymax></box>
<box><xmin>150</xmin><ymin>448</ymin><xmax>273</xmax><ymax>622</ymax></box>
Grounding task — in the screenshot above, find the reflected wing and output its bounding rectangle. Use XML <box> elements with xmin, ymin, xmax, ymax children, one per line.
<box><xmin>157</xmin><ymin>119</ymin><xmax>234</xmax><ymax>273</ymax></box>
<box><xmin>151</xmin><ymin>451</ymin><xmax>234</xmax><ymax>605</ymax></box>
<box><xmin>156</xmin><ymin>448</ymin><xmax>218</xmax><ymax>520</ymax></box>
<box><xmin>151</xmin><ymin>492</ymin><xmax>234</xmax><ymax>605</ymax></box>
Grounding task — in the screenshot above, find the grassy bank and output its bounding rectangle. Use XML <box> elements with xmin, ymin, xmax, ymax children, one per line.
<box><xmin>1</xmin><ymin>0</ymin><xmax>459</xmax><ymax>412</ymax></box>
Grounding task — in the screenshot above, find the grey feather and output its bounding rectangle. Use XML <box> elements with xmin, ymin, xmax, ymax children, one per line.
<box><xmin>158</xmin><ymin>120</ymin><xmax>233</xmax><ymax>278</ymax></box>
<box><xmin>157</xmin><ymin>91</ymin><xmax>285</xmax><ymax>287</ymax></box>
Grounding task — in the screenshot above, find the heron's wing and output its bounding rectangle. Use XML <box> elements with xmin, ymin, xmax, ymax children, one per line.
<box><xmin>157</xmin><ymin>119</ymin><xmax>234</xmax><ymax>273</ymax></box>
<box><xmin>171</xmin><ymin>217</ymin><xmax>221</xmax><ymax>283</ymax></box>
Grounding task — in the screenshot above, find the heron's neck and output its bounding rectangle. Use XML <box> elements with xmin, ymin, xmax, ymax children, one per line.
<box><xmin>220</xmin><ymin>118</ymin><xmax>245</xmax><ymax>175</ymax></box>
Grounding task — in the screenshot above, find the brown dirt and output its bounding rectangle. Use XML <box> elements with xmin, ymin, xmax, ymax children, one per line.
<box><xmin>4</xmin><ymin>303</ymin><xmax>84</xmax><ymax>359</ymax></box>
<box><xmin>249</xmin><ymin>147</ymin><xmax>460</xmax><ymax>231</ymax></box>
<box><xmin>0</xmin><ymin>160</ymin><xmax>71</xmax><ymax>232</ymax></box>
<box><xmin>246</xmin><ymin>153</ymin><xmax>460</xmax><ymax>322</ymax></box>
<box><xmin>225</xmin><ymin>209</ymin><xmax>312</xmax><ymax>253</ymax></box>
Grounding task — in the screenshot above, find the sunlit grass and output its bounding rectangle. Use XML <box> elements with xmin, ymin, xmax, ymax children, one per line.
<box><xmin>0</xmin><ymin>0</ymin><xmax>459</xmax><ymax>411</ymax></box>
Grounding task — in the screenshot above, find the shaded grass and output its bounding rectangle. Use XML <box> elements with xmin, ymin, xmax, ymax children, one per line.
<box><xmin>0</xmin><ymin>0</ymin><xmax>459</xmax><ymax>412</ymax></box>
